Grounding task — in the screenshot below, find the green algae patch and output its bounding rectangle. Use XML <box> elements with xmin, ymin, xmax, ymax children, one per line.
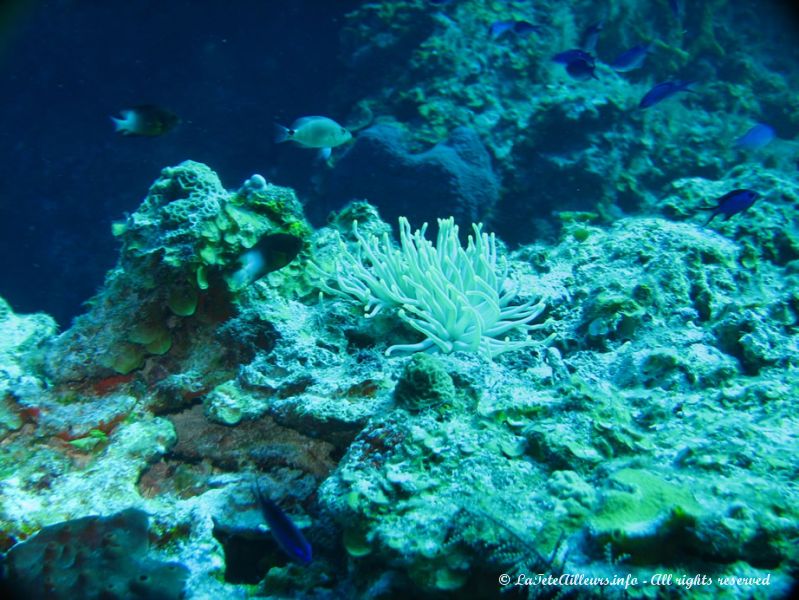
<box><xmin>128</xmin><ymin>321</ymin><xmax>162</xmax><ymax>345</ymax></box>
<box><xmin>394</xmin><ymin>354</ymin><xmax>455</xmax><ymax>411</ymax></box>
<box><xmin>68</xmin><ymin>429</ymin><xmax>109</xmax><ymax>452</ymax></box>
<box><xmin>144</xmin><ymin>331</ymin><xmax>172</xmax><ymax>355</ymax></box>
<box><xmin>167</xmin><ymin>285</ymin><xmax>199</xmax><ymax>317</ymax></box>
<box><xmin>343</xmin><ymin>527</ymin><xmax>372</xmax><ymax>558</ymax></box>
<box><xmin>590</xmin><ymin>468</ymin><xmax>702</xmax><ymax>565</ymax></box>
<box><xmin>105</xmin><ymin>342</ymin><xmax>147</xmax><ymax>375</ymax></box>
<box><xmin>434</xmin><ymin>566</ymin><xmax>468</xmax><ymax>591</ymax></box>
<box><xmin>585</xmin><ymin>293</ymin><xmax>646</xmax><ymax>341</ymax></box>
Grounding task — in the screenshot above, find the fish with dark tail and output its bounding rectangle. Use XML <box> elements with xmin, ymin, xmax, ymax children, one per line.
<box><xmin>111</xmin><ymin>104</ymin><xmax>179</xmax><ymax>136</ymax></box>
<box><xmin>639</xmin><ymin>80</ymin><xmax>695</xmax><ymax>108</ymax></box>
<box><xmin>702</xmin><ymin>189</ymin><xmax>759</xmax><ymax>225</ymax></box>
<box><xmin>253</xmin><ymin>479</ymin><xmax>313</xmax><ymax>565</ymax></box>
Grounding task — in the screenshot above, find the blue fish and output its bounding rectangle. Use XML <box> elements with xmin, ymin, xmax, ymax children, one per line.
<box><xmin>734</xmin><ymin>123</ymin><xmax>775</xmax><ymax>150</ymax></box>
<box><xmin>512</xmin><ymin>20</ymin><xmax>540</xmax><ymax>36</ymax></box>
<box><xmin>609</xmin><ymin>44</ymin><xmax>652</xmax><ymax>72</ymax></box>
<box><xmin>552</xmin><ymin>49</ymin><xmax>593</xmax><ymax>64</ymax></box>
<box><xmin>253</xmin><ymin>480</ymin><xmax>312</xmax><ymax>565</ymax></box>
<box><xmin>489</xmin><ymin>20</ymin><xmax>516</xmax><ymax>39</ymax></box>
<box><xmin>579</xmin><ymin>21</ymin><xmax>603</xmax><ymax>52</ymax></box>
<box><xmin>639</xmin><ymin>80</ymin><xmax>694</xmax><ymax>108</ymax></box>
<box><xmin>553</xmin><ymin>49</ymin><xmax>597</xmax><ymax>81</ymax></box>
<box><xmin>566</xmin><ymin>56</ymin><xmax>598</xmax><ymax>80</ymax></box>
<box><xmin>490</xmin><ymin>20</ymin><xmax>540</xmax><ymax>39</ymax></box>
<box><xmin>702</xmin><ymin>189</ymin><xmax>759</xmax><ymax>225</ymax></box>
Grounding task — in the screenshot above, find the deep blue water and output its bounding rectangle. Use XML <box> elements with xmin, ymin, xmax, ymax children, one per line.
<box><xmin>0</xmin><ymin>0</ymin><xmax>360</xmax><ymax>327</ymax></box>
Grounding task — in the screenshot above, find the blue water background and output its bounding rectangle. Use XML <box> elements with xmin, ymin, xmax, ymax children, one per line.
<box><xmin>0</xmin><ymin>0</ymin><xmax>359</xmax><ymax>326</ymax></box>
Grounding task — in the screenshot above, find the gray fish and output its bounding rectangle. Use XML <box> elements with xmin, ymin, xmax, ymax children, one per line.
<box><xmin>275</xmin><ymin>116</ymin><xmax>352</xmax><ymax>159</ymax></box>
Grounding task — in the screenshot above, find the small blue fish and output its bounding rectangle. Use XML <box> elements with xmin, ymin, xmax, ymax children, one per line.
<box><xmin>553</xmin><ymin>49</ymin><xmax>597</xmax><ymax>81</ymax></box>
<box><xmin>639</xmin><ymin>80</ymin><xmax>694</xmax><ymax>108</ymax></box>
<box><xmin>609</xmin><ymin>44</ymin><xmax>652</xmax><ymax>72</ymax></box>
<box><xmin>579</xmin><ymin>21</ymin><xmax>603</xmax><ymax>52</ymax></box>
<box><xmin>734</xmin><ymin>123</ymin><xmax>775</xmax><ymax>150</ymax></box>
<box><xmin>512</xmin><ymin>20</ymin><xmax>540</xmax><ymax>36</ymax></box>
<box><xmin>253</xmin><ymin>480</ymin><xmax>312</xmax><ymax>565</ymax></box>
<box><xmin>702</xmin><ymin>189</ymin><xmax>759</xmax><ymax>225</ymax></box>
<box><xmin>489</xmin><ymin>20</ymin><xmax>516</xmax><ymax>39</ymax></box>
<box><xmin>566</xmin><ymin>56</ymin><xmax>598</xmax><ymax>80</ymax></box>
<box><xmin>552</xmin><ymin>49</ymin><xmax>594</xmax><ymax>64</ymax></box>
<box><xmin>490</xmin><ymin>20</ymin><xmax>540</xmax><ymax>39</ymax></box>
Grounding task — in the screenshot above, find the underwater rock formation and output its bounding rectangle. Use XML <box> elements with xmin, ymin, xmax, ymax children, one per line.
<box><xmin>1</xmin><ymin>508</ymin><xmax>188</xmax><ymax>600</ymax></box>
<box><xmin>325</xmin><ymin>124</ymin><xmax>499</xmax><ymax>228</ymax></box>
<box><xmin>41</xmin><ymin>160</ymin><xmax>311</xmax><ymax>382</ymax></box>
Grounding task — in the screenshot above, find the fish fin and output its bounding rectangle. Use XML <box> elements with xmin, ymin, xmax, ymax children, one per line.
<box><xmin>111</xmin><ymin>111</ymin><xmax>135</xmax><ymax>134</ymax></box>
<box><xmin>703</xmin><ymin>212</ymin><xmax>717</xmax><ymax>226</ymax></box>
<box><xmin>274</xmin><ymin>124</ymin><xmax>293</xmax><ymax>143</ymax></box>
<box><xmin>317</xmin><ymin>147</ymin><xmax>332</xmax><ymax>161</ymax></box>
<box><xmin>252</xmin><ymin>476</ymin><xmax>267</xmax><ymax>504</ymax></box>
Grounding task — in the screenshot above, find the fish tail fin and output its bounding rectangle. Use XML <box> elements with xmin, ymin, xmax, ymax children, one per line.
<box><xmin>681</xmin><ymin>80</ymin><xmax>699</xmax><ymax>93</ymax></box>
<box><xmin>274</xmin><ymin>124</ymin><xmax>292</xmax><ymax>143</ymax></box>
<box><xmin>317</xmin><ymin>147</ymin><xmax>332</xmax><ymax>161</ymax></box>
<box><xmin>111</xmin><ymin>110</ymin><xmax>136</xmax><ymax>135</ymax></box>
<box><xmin>703</xmin><ymin>212</ymin><xmax>717</xmax><ymax>226</ymax></box>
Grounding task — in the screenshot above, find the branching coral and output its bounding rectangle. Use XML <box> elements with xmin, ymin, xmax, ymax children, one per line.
<box><xmin>318</xmin><ymin>216</ymin><xmax>551</xmax><ymax>358</ymax></box>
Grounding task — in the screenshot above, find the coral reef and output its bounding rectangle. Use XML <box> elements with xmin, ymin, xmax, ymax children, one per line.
<box><xmin>3</xmin><ymin>0</ymin><xmax>799</xmax><ymax>597</ymax></box>
<box><xmin>1</xmin><ymin>166</ymin><xmax>798</xmax><ymax>595</ymax></box>
<box><xmin>330</xmin><ymin>0</ymin><xmax>799</xmax><ymax>243</ymax></box>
